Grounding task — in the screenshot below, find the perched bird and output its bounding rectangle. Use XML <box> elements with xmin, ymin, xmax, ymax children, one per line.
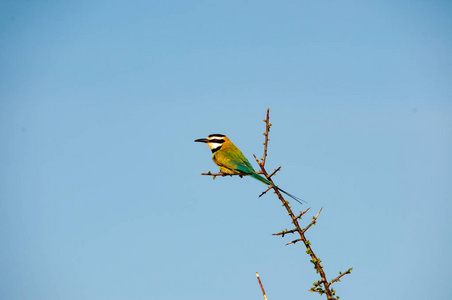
<box><xmin>195</xmin><ymin>134</ymin><xmax>304</xmax><ymax>204</ymax></box>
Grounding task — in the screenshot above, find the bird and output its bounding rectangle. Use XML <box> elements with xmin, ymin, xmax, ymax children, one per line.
<box><xmin>194</xmin><ymin>134</ymin><xmax>304</xmax><ymax>204</ymax></box>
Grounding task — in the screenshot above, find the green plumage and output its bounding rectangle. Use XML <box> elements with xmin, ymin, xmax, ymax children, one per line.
<box><xmin>212</xmin><ymin>142</ymin><xmax>273</xmax><ymax>185</ymax></box>
<box><xmin>249</xmin><ymin>173</ymin><xmax>273</xmax><ymax>186</ymax></box>
<box><xmin>212</xmin><ymin>140</ymin><xmax>255</xmax><ymax>175</ymax></box>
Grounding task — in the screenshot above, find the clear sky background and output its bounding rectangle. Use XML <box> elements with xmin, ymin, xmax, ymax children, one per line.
<box><xmin>1</xmin><ymin>1</ymin><xmax>451</xmax><ymax>299</ymax></box>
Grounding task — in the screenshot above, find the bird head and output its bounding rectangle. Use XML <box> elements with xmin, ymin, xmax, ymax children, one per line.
<box><xmin>194</xmin><ymin>134</ymin><xmax>229</xmax><ymax>153</ymax></box>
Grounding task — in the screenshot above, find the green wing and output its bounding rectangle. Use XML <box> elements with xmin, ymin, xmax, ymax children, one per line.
<box><xmin>213</xmin><ymin>148</ymin><xmax>256</xmax><ymax>175</ymax></box>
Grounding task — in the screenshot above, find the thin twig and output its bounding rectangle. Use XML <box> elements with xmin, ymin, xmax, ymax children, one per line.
<box><xmin>256</xmin><ymin>272</ymin><xmax>268</xmax><ymax>300</ymax></box>
<box><xmin>301</xmin><ymin>208</ymin><xmax>323</xmax><ymax>235</ymax></box>
<box><xmin>272</xmin><ymin>228</ymin><xmax>297</xmax><ymax>237</ymax></box>
<box><xmin>268</xmin><ymin>166</ymin><xmax>281</xmax><ymax>178</ymax></box>
<box><xmin>261</xmin><ymin>108</ymin><xmax>271</xmax><ymax>167</ymax></box>
<box><xmin>200</xmin><ymin>172</ymin><xmax>230</xmax><ymax>180</ymax></box>
<box><xmin>200</xmin><ymin>171</ymin><xmax>264</xmax><ymax>179</ymax></box>
<box><xmin>258</xmin><ymin>186</ymin><xmax>273</xmax><ymax>198</ymax></box>
<box><xmin>295</xmin><ymin>207</ymin><xmax>311</xmax><ymax>219</ymax></box>
<box><xmin>329</xmin><ymin>268</ymin><xmax>353</xmax><ymax>286</ymax></box>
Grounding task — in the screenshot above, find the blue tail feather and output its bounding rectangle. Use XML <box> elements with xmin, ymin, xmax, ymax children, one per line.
<box><xmin>249</xmin><ymin>173</ymin><xmax>306</xmax><ymax>205</ymax></box>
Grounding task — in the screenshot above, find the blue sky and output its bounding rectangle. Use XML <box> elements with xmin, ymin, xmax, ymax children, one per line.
<box><xmin>1</xmin><ymin>1</ymin><xmax>451</xmax><ymax>299</ymax></box>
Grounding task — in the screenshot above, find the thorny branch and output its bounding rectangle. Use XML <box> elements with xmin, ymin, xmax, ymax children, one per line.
<box><xmin>261</xmin><ymin>108</ymin><xmax>271</xmax><ymax>167</ymax></box>
<box><xmin>200</xmin><ymin>108</ymin><xmax>352</xmax><ymax>299</ymax></box>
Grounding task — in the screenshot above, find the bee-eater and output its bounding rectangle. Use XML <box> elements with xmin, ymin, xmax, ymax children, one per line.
<box><xmin>195</xmin><ymin>134</ymin><xmax>303</xmax><ymax>204</ymax></box>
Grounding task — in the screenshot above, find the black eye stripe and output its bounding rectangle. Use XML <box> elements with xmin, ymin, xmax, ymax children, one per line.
<box><xmin>208</xmin><ymin>139</ymin><xmax>225</xmax><ymax>143</ymax></box>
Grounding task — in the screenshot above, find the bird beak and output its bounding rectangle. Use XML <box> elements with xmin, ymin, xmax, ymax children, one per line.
<box><xmin>194</xmin><ymin>138</ymin><xmax>208</xmax><ymax>143</ymax></box>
